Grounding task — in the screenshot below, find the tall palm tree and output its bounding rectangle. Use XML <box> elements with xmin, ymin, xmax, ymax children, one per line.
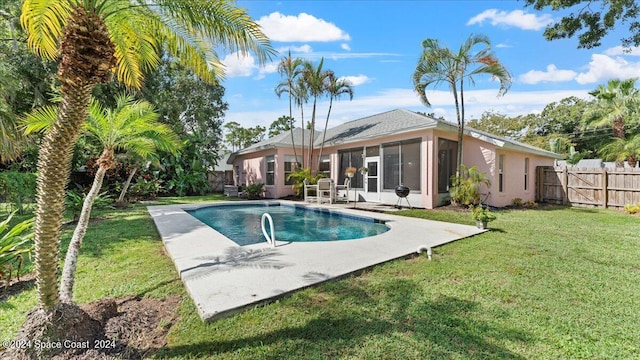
<box><xmin>24</xmin><ymin>94</ymin><xmax>181</xmax><ymax>302</ymax></box>
<box><xmin>20</xmin><ymin>0</ymin><xmax>272</xmax><ymax>317</ymax></box>
<box><xmin>413</xmin><ymin>34</ymin><xmax>512</xmax><ymax>178</ymax></box>
<box><xmin>301</xmin><ymin>58</ymin><xmax>330</xmax><ymax>170</ymax></box>
<box><xmin>293</xmin><ymin>76</ymin><xmax>309</xmax><ymax>168</ymax></box>
<box><xmin>275</xmin><ymin>51</ymin><xmax>304</xmax><ymax>161</ymax></box>
<box><xmin>317</xmin><ymin>74</ymin><xmax>353</xmax><ymax>164</ymax></box>
<box><xmin>584</xmin><ymin>78</ymin><xmax>639</xmax><ymax>139</ymax></box>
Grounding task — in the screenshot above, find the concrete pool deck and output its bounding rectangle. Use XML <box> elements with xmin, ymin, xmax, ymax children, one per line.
<box><xmin>148</xmin><ymin>200</ymin><xmax>486</xmax><ymax>322</ymax></box>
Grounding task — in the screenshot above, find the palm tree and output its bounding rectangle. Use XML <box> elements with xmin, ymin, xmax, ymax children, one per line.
<box><xmin>275</xmin><ymin>51</ymin><xmax>304</xmax><ymax>161</ymax></box>
<box><xmin>584</xmin><ymin>78</ymin><xmax>640</xmax><ymax>166</ymax></box>
<box><xmin>21</xmin><ymin>0</ymin><xmax>271</xmax><ymax>310</ymax></box>
<box><xmin>18</xmin><ymin>0</ymin><xmax>272</xmax><ymax>350</ymax></box>
<box><xmin>24</xmin><ymin>94</ymin><xmax>181</xmax><ymax>302</ymax></box>
<box><xmin>301</xmin><ymin>58</ymin><xmax>330</xmax><ymax>170</ymax></box>
<box><xmin>413</xmin><ymin>34</ymin><xmax>512</xmax><ymax>178</ymax></box>
<box><xmin>599</xmin><ymin>135</ymin><xmax>640</xmax><ymax>168</ymax></box>
<box><xmin>317</xmin><ymin>74</ymin><xmax>354</xmax><ymax>164</ymax></box>
<box><xmin>293</xmin><ymin>76</ymin><xmax>309</xmax><ymax>168</ymax></box>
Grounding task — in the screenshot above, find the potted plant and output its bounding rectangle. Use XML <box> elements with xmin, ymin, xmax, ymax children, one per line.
<box><xmin>345</xmin><ymin>166</ymin><xmax>356</xmax><ymax>178</ymax></box>
<box><xmin>469</xmin><ymin>204</ymin><xmax>496</xmax><ymax>229</ymax></box>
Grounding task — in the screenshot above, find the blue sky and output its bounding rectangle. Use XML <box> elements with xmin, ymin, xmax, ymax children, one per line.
<box><xmin>220</xmin><ymin>1</ymin><xmax>640</xmax><ymax>131</ymax></box>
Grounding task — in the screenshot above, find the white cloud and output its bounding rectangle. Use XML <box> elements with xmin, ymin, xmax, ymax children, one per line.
<box><xmin>221</xmin><ymin>52</ymin><xmax>256</xmax><ymax>77</ymax></box>
<box><xmin>339</xmin><ymin>75</ymin><xmax>371</xmax><ymax>86</ymax></box>
<box><xmin>256</xmin><ymin>62</ymin><xmax>279</xmax><ymax>80</ymax></box>
<box><xmin>341</xmin><ymin>43</ymin><xmax>351</xmax><ymax>51</ymax></box>
<box><xmin>221</xmin><ymin>52</ymin><xmax>278</xmax><ymax>79</ymax></box>
<box><xmin>225</xmin><ymin>87</ymin><xmax>591</xmax><ymax>130</ymax></box>
<box><xmin>496</xmin><ymin>43</ymin><xmax>510</xmax><ymax>48</ymax></box>
<box><xmin>519</xmin><ymin>64</ymin><xmax>577</xmax><ymax>84</ymax></box>
<box><xmin>257</xmin><ymin>12</ymin><xmax>351</xmax><ymax>42</ymax></box>
<box><xmin>603</xmin><ymin>46</ymin><xmax>640</xmax><ymax>56</ymax></box>
<box><xmin>467</xmin><ymin>9</ymin><xmax>553</xmax><ymax>31</ymax></box>
<box><xmin>277</xmin><ymin>44</ymin><xmax>313</xmax><ymax>54</ymax></box>
<box><xmin>575</xmin><ymin>54</ymin><xmax>640</xmax><ymax>84</ymax></box>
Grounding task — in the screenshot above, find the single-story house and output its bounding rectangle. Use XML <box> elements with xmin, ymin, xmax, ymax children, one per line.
<box><xmin>227</xmin><ymin>109</ymin><xmax>562</xmax><ymax>208</ymax></box>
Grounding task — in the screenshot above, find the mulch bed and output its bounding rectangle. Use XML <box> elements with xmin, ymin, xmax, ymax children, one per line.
<box><xmin>1</xmin><ymin>275</ymin><xmax>181</xmax><ymax>360</ymax></box>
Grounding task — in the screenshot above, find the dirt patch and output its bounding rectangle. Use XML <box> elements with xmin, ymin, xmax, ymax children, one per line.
<box><xmin>1</xmin><ymin>272</ymin><xmax>36</xmax><ymax>301</ymax></box>
<box><xmin>1</xmin><ymin>290</ymin><xmax>181</xmax><ymax>360</ymax></box>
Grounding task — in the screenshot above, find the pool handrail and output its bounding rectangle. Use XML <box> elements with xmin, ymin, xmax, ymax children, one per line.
<box><xmin>261</xmin><ymin>212</ymin><xmax>276</xmax><ymax>247</ymax></box>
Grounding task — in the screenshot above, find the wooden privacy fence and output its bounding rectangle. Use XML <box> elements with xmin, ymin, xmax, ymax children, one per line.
<box><xmin>536</xmin><ymin>166</ymin><xmax>640</xmax><ymax>209</ymax></box>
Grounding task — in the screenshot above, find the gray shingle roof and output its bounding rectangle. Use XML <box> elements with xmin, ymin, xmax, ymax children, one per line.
<box><xmin>228</xmin><ymin>109</ymin><xmax>562</xmax><ymax>163</ymax></box>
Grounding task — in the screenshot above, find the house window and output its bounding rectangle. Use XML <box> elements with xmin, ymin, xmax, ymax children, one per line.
<box><xmin>318</xmin><ymin>155</ymin><xmax>330</xmax><ymax>177</ymax></box>
<box><xmin>498</xmin><ymin>154</ymin><xmax>505</xmax><ymax>192</ymax></box>
<box><xmin>266</xmin><ymin>156</ymin><xmax>275</xmax><ymax>185</ymax></box>
<box><xmin>284</xmin><ymin>155</ymin><xmax>301</xmax><ymax>186</ymax></box>
<box><xmin>338</xmin><ymin>148</ymin><xmax>364</xmax><ymax>188</ymax></box>
<box><xmin>437</xmin><ymin>138</ymin><xmax>458</xmax><ymax>193</ymax></box>
<box><xmin>382</xmin><ymin>139</ymin><xmax>421</xmax><ymax>191</ymax></box>
<box><xmin>524</xmin><ymin>157</ymin><xmax>529</xmax><ymax>191</ymax></box>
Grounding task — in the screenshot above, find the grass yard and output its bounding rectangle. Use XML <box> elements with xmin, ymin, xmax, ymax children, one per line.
<box><xmin>2</xmin><ymin>197</ymin><xmax>639</xmax><ymax>359</ymax></box>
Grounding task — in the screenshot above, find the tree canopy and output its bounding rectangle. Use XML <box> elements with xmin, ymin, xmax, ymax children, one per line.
<box><xmin>524</xmin><ymin>0</ymin><xmax>640</xmax><ymax>49</ymax></box>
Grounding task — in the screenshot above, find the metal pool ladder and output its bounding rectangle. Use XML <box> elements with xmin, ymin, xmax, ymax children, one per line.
<box><xmin>261</xmin><ymin>213</ymin><xmax>276</xmax><ymax>247</ymax></box>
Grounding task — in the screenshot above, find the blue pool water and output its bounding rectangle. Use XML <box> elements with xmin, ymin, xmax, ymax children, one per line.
<box><xmin>186</xmin><ymin>203</ymin><xmax>389</xmax><ymax>246</ymax></box>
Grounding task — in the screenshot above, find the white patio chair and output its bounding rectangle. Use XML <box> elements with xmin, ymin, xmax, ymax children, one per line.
<box><xmin>335</xmin><ymin>177</ymin><xmax>350</xmax><ymax>203</ymax></box>
<box><xmin>317</xmin><ymin>178</ymin><xmax>335</xmax><ymax>204</ymax></box>
<box><xmin>303</xmin><ymin>178</ymin><xmax>318</xmax><ymax>203</ymax></box>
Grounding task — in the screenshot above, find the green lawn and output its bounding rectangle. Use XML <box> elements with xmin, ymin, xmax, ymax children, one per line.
<box><xmin>2</xmin><ymin>197</ymin><xmax>639</xmax><ymax>359</ymax></box>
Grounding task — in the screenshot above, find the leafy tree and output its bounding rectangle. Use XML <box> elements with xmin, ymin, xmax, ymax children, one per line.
<box><xmin>275</xmin><ymin>51</ymin><xmax>304</xmax><ymax>160</ymax></box>
<box><xmin>467</xmin><ymin>110</ymin><xmax>535</xmax><ymax>139</ymax></box>
<box><xmin>224</xmin><ymin>121</ymin><xmax>266</xmax><ymax>151</ymax></box>
<box><xmin>269</xmin><ymin>115</ymin><xmax>295</xmax><ymax>138</ymax></box>
<box><xmin>141</xmin><ymin>58</ymin><xmax>228</xmax><ymax>167</ymax></box>
<box><xmin>18</xmin><ymin>0</ymin><xmax>272</xmax><ymax>353</ymax></box>
<box><xmin>317</xmin><ymin>73</ymin><xmax>354</xmax><ymax>165</ymax></box>
<box><xmin>413</xmin><ymin>34</ymin><xmax>512</xmax><ymax>178</ymax></box>
<box><xmin>524</xmin><ymin>0</ymin><xmax>640</xmax><ymax>49</ymax></box>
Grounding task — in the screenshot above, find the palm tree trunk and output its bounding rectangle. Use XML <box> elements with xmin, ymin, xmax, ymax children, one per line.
<box><xmin>59</xmin><ymin>165</ymin><xmax>107</xmax><ymax>303</ymax></box>
<box><xmin>317</xmin><ymin>97</ymin><xmax>334</xmax><ymax>167</ymax></box>
<box><xmin>34</xmin><ymin>5</ymin><xmax>115</xmax><ymax>310</ymax></box>
<box><xmin>452</xmin><ymin>85</ymin><xmax>463</xmax><ymax>180</ymax></box>
<box><xmin>300</xmin><ymin>105</ymin><xmax>305</xmax><ymax>168</ymax></box>
<box><xmin>309</xmin><ymin>99</ymin><xmax>317</xmax><ymax>171</ymax></box>
<box><xmin>34</xmin><ymin>84</ymin><xmax>93</xmax><ymax>309</ymax></box>
<box><xmin>288</xmin><ymin>95</ymin><xmax>297</xmax><ymax>162</ymax></box>
<box><xmin>117</xmin><ymin>165</ymin><xmax>138</xmax><ymax>203</ymax></box>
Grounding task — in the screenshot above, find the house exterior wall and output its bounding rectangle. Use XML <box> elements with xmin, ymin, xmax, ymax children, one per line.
<box><xmin>320</xmin><ymin>129</ymin><xmax>430</xmax><ymax>208</ymax></box>
<box><xmin>232</xmin><ymin>127</ymin><xmax>556</xmax><ymax>208</ymax></box>
<box><xmin>232</xmin><ymin>148</ymin><xmax>303</xmax><ymax>199</ymax></box>
<box><xmin>431</xmin><ymin>130</ymin><xmax>555</xmax><ymax>208</ymax></box>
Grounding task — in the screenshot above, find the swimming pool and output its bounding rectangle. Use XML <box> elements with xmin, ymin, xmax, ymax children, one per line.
<box><xmin>186</xmin><ymin>202</ymin><xmax>389</xmax><ymax>246</ymax></box>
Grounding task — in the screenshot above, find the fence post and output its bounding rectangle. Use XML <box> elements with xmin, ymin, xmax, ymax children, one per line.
<box><xmin>602</xmin><ymin>168</ymin><xmax>608</xmax><ymax>208</ymax></box>
<box><xmin>562</xmin><ymin>167</ymin><xmax>569</xmax><ymax>205</ymax></box>
<box><xmin>536</xmin><ymin>166</ymin><xmax>543</xmax><ymax>202</ymax></box>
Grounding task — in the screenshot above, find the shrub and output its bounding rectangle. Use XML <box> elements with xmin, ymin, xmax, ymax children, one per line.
<box><xmin>130</xmin><ymin>176</ymin><xmax>164</xmax><ymax>200</ymax></box>
<box><xmin>512</xmin><ymin>198</ymin><xmax>523</xmax><ymax>207</ymax></box>
<box><xmin>244</xmin><ymin>183</ymin><xmax>265</xmax><ymax>199</ymax></box>
<box><xmin>286</xmin><ymin>167</ymin><xmax>326</xmax><ymax>197</ymax></box>
<box><xmin>0</xmin><ymin>212</ymin><xmax>34</xmax><ymax>286</ymax></box>
<box><xmin>0</xmin><ymin>171</ymin><xmax>37</xmax><ymax>214</ymax></box>
<box><xmin>65</xmin><ymin>190</ymin><xmax>112</xmax><ymax>222</ymax></box>
<box><xmin>449</xmin><ymin>165</ymin><xmax>491</xmax><ymax>206</ymax></box>
<box><xmin>469</xmin><ymin>204</ymin><xmax>497</xmax><ymax>223</ymax></box>
<box><xmin>624</xmin><ymin>202</ymin><xmax>640</xmax><ymax>215</ymax></box>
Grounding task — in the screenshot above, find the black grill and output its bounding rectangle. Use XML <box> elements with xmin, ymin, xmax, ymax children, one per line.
<box><xmin>394</xmin><ymin>185</ymin><xmax>412</xmax><ymax>209</ymax></box>
<box><xmin>395</xmin><ymin>185</ymin><xmax>410</xmax><ymax>198</ymax></box>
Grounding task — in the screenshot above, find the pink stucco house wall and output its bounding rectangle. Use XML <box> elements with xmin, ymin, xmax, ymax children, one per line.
<box><xmin>228</xmin><ymin>109</ymin><xmax>561</xmax><ymax>208</ymax></box>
